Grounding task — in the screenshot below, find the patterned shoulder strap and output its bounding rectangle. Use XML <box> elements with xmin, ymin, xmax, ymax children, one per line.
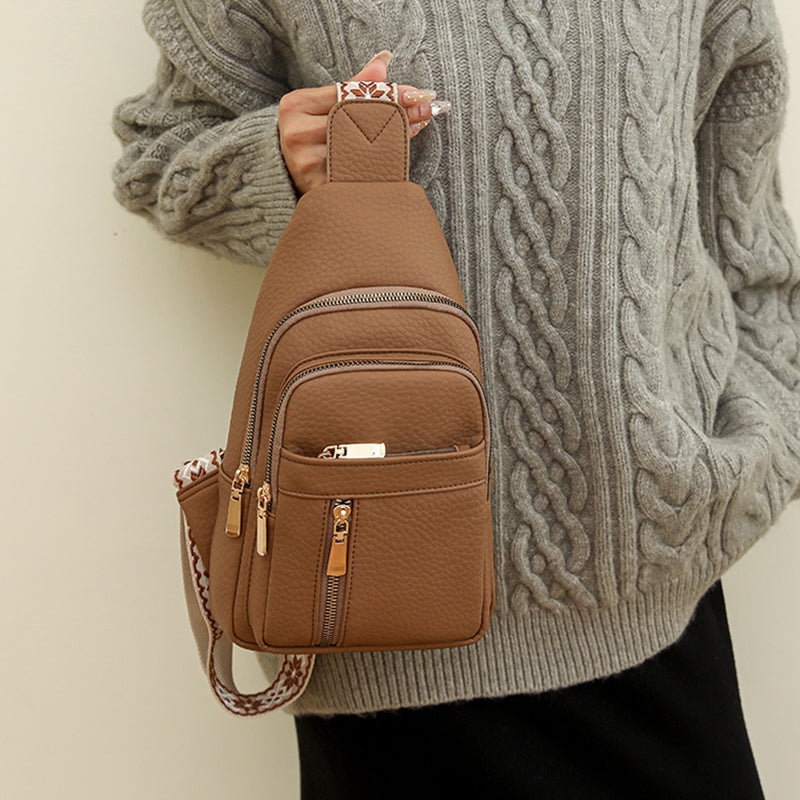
<box><xmin>173</xmin><ymin>452</ymin><xmax>314</xmax><ymax>716</ymax></box>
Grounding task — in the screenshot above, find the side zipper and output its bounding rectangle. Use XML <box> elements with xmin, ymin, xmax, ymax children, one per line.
<box><xmin>319</xmin><ymin>498</ymin><xmax>353</xmax><ymax>647</ymax></box>
<box><xmin>225</xmin><ymin>465</ymin><xmax>249</xmax><ymax>537</ymax></box>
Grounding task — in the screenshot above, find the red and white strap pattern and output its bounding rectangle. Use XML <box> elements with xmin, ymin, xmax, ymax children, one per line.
<box><xmin>174</xmin><ymin>450</ymin><xmax>314</xmax><ymax>716</ymax></box>
<box><xmin>336</xmin><ymin>80</ymin><xmax>398</xmax><ymax>103</ymax></box>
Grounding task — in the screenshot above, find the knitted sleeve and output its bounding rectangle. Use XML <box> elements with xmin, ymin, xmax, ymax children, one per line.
<box><xmin>696</xmin><ymin>0</ymin><xmax>800</xmax><ymax>499</ymax></box>
<box><xmin>110</xmin><ymin>0</ymin><xmax>299</xmax><ymax>267</ymax></box>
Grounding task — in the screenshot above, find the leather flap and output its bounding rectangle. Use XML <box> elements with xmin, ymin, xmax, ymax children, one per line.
<box><xmin>327</xmin><ymin>98</ymin><xmax>409</xmax><ymax>182</ymax></box>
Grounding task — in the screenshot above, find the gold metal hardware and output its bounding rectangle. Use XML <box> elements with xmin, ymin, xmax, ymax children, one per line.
<box><xmin>225</xmin><ymin>465</ymin><xmax>249</xmax><ymax>537</ymax></box>
<box><xmin>256</xmin><ymin>484</ymin><xmax>272</xmax><ymax>556</ymax></box>
<box><xmin>326</xmin><ymin>499</ymin><xmax>352</xmax><ymax>576</ymax></box>
<box><xmin>318</xmin><ymin>442</ymin><xmax>386</xmax><ymax>459</ymax></box>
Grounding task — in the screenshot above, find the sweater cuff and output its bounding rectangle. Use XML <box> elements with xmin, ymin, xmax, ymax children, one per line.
<box><xmin>236</xmin><ymin>104</ymin><xmax>299</xmax><ymax>258</ymax></box>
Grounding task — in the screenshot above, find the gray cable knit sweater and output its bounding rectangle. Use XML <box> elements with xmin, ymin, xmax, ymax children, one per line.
<box><xmin>112</xmin><ymin>0</ymin><xmax>800</xmax><ymax>716</ymax></box>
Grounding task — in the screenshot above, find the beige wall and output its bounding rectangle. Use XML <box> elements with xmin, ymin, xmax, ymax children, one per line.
<box><xmin>2</xmin><ymin>1</ymin><xmax>799</xmax><ymax>798</ymax></box>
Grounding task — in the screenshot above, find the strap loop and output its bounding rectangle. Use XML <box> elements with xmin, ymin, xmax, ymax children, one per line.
<box><xmin>328</xmin><ymin>81</ymin><xmax>409</xmax><ymax>182</ymax></box>
<box><xmin>336</xmin><ymin>80</ymin><xmax>399</xmax><ymax>103</ymax></box>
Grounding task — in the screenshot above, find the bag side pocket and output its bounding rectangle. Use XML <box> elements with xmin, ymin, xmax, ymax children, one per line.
<box><xmin>176</xmin><ymin>468</ymin><xmax>219</xmax><ymax>568</ymax></box>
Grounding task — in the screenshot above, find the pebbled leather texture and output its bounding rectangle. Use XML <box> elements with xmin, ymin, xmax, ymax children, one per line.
<box><xmin>327</xmin><ymin>97</ymin><xmax>409</xmax><ymax>182</ymax></box>
<box><xmin>179</xmin><ymin>84</ymin><xmax>495</xmax><ymax>655</ymax></box>
<box><xmin>279</xmin><ymin>366</ymin><xmax>486</xmax><ymax>461</ymax></box>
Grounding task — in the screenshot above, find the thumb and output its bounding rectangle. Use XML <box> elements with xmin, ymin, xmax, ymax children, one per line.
<box><xmin>347</xmin><ymin>50</ymin><xmax>392</xmax><ymax>83</ymax></box>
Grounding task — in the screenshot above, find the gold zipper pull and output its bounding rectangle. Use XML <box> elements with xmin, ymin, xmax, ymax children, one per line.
<box><xmin>318</xmin><ymin>442</ymin><xmax>386</xmax><ymax>459</ymax></box>
<box><xmin>326</xmin><ymin>499</ymin><xmax>352</xmax><ymax>576</ymax></box>
<box><xmin>256</xmin><ymin>484</ymin><xmax>272</xmax><ymax>556</ymax></box>
<box><xmin>225</xmin><ymin>465</ymin><xmax>249</xmax><ymax>537</ymax></box>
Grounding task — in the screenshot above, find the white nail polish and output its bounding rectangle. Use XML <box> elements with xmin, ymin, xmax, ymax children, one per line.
<box><xmin>429</xmin><ymin>100</ymin><xmax>451</xmax><ymax>116</ymax></box>
<box><xmin>404</xmin><ymin>88</ymin><xmax>437</xmax><ymax>103</ymax></box>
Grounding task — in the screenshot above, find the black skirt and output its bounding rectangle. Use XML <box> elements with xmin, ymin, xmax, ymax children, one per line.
<box><xmin>293</xmin><ymin>579</ymin><xmax>765</xmax><ymax>800</ymax></box>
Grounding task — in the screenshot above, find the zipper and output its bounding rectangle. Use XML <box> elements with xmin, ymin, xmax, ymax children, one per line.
<box><xmin>317</xmin><ymin>443</ymin><xmax>459</xmax><ymax>459</ymax></box>
<box><xmin>224</xmin><ymin>288</ymin><xmax>478</xmax><ymax>536</ymax></box>
<box><xmin>254</xmin><ymin>357</ymin><xmax>491</xmax><ymax>543</ymax></box>
<box><xmin>319</xmin><ymin>498</ymin><xmax>353</xmax><ymax>646</ymax></box>
<box><xmin>314</xmin><ymin>443</ymin><xmax>461</xmax><ymax>642</ymax></box>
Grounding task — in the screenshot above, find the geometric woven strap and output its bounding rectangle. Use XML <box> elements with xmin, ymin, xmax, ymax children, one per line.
<box><xmin>173</xmin><ymin>450</ymin><xmax>314</xmax><ymax>716</ymax></box>
<box><xmin>336</xmin><ymin>80</ymin><xmax>399</xmax><ymax>103</ymax></box>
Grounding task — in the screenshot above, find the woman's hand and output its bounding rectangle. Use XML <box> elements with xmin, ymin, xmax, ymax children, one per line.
<box><xmin>278</xmin><ymin>50</ymin><xmax>450</xmax><ymax>196</ymax></box>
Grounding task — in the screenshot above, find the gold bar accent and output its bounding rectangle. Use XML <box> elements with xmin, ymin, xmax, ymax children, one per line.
<box><xmin>225</xmin><ymin>465</ymin><xmax>249</xmax><ymax>537</ymax></box>
<box><xmin>318</xmin><ymin>442</ymin><xmax>386</xmax><ymax>459</ymax></box>
<box><xmin>326</xmin><ymin>533</ymin><xmax>349</xmax><ymax>576</ymax></box>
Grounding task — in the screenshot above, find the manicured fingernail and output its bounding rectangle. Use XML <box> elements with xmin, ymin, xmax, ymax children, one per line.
<box><xmin>429</xmin><ymin>99</ymin><xmax>451</xmax><ymax>116</ymax></box>
<box><xmin>403</xmin><ymin>87</ymin><xmax>437</xmax><ymax>103</ymax></box>
<box><xmin>410</xmin><ymin>118</ymin><xmax>432</xmax><ymax>134</ymax></box>
<box><xmin>370</xmin><ymin>50</ymin><xmax>393</xmax><ymax>67</ymax></box>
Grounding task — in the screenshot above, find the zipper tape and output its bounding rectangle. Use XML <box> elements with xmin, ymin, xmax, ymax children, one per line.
<box><xmin>318</xmin><ymin>498</ymin><xmax>354</xmax><ymax>646</ymax></box>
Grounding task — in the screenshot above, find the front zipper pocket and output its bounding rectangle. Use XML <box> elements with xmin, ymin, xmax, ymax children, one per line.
<box><xmin>223</xmin><ymin>286</ymin><xmax>483</xmax><ymax>538</ymax></box>
<box><xmin>260</xmin><ymin>440</ymin><xmax>492</xmax><ymax>650</ymax></box>
<box><xmin>252</xmin><ymin>357</ymin><xmax>493</xmax><ymax>652</ymax></box>
<box><xmin>259</xmin><ymin>357</ymin><xmax>492</xmax><ymax>521</ymax></box>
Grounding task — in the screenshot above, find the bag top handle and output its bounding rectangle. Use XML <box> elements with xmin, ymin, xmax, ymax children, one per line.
<box><xmin>327</xmin><ymin>81</ymin><xmax>410</xmax><ymax>183</ymax></box>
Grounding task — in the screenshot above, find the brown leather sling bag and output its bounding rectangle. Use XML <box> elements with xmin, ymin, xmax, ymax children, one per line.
<box><xmin>173</xmin><ymin>81</ymin><xmax>495</xmax><ymax>715</ymax></box>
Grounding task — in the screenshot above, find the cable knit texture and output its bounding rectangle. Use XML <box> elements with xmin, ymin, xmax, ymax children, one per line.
<box><xmin>112</xmin><ymin>0</ymin><xmax>800</xmax><ymax>716</ymax></box>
